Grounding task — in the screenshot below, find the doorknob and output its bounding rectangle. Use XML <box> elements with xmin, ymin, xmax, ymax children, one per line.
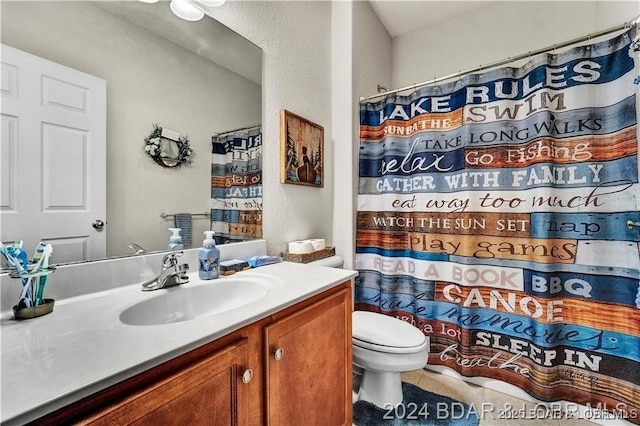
<box><xmin>92</xmin><ymin>220</ymin><xmax>105</xmax><ymax>230</ymax></box>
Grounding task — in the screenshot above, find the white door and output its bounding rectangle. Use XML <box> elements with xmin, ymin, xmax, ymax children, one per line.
<box><xmin>1</xmin><ymin>44</ymin><xmax>106</xmax><ymax>263</ymax></box>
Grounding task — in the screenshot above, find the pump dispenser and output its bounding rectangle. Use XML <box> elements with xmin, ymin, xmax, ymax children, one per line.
<box><xmin>168</xmin><ymin>228</ymin><xmax>183</xmax><ymax>250</ymax></box>
<box><xmin>199</xmin><ymin>231</ymin><xmax>220</xmax><ymax>280</ymax></box>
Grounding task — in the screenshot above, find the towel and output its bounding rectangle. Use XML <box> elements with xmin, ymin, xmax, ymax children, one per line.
<box><xmin>174</xmin><ymin>214</ymin><xmax>192</xmax><ymax>245</ymax></box>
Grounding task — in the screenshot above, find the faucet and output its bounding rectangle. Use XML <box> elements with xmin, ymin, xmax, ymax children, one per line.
<box><xmin>141</xmin><ymin>251</ymin><xmax>189</xmax><ymax>291</ymax></box>
<box><xmin>128</xmin><ymin>243</ymin><xmax>147</xmax><ymax>255</ymax></box>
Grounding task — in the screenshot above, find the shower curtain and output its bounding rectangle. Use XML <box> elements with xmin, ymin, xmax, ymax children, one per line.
<box><xmin>211</xmin><ymin>126</ymin><xmax>262</xmax><ymax>244</ymax></box>
<box><xmin>357</xmin><ymin>28</ymin><xmax>640</xmax><ymax>420</ymax></box>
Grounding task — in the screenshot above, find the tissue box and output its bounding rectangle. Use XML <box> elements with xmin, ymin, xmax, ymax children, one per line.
<box><xmin>280</xmin><ymin>246</ymin><xmax>335</xmax><ymax>263</ymax></box>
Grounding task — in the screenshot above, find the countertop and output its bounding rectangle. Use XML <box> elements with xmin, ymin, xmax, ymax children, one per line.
<box><xmin>0</xmin><ymin>261</ymin><xmax>357</xmax><ymax>425</ymax></box>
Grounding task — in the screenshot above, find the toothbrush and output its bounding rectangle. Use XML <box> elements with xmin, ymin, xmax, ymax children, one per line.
<box><xmin>16</xmin><ymin>245</ymin><xmax>29</xmax><ymax>288</ymax></box>
<box><xmin>0</xmin><ymin>243</ymin><xmax>20</xmax><ymax>269</ymax></box>
<box><xmin>31</xmin><ymin>243</ymin><xmax>46</xmax><ymax>270</ymax></box>
<box><xmin>17</xmin><ymin>274</ymin><xmax>33</xmax><ymax>308</ymax></box>
<box><xmin>1</xmin><ymin>244</ymin><xmax>29</xmax><ymax>302</ymax></box>
<box><xmin>36</xmin><ymin>244</ymin><xmax>53</xmax><ymax>306</ymax></box>
<box><xmin>12</xmin><ymin>241</ymin><xmax>32</xmax><ymax>307</ymax></box>
<box><xmin>4</xmin><ymin>243</ymin><xmax>28</xmax><ymax>277</ymax></box>
<box><xmin>30</xmin><ymin>243</ymin><xmax>47</xmax><ymax>305</ymax></box>
<box><xmin>0</xmin><ymin>243</ymin><xmax>24</xmax><ymax>270</ymax></box>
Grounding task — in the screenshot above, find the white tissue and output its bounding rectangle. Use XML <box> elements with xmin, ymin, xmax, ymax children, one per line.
<box><xmin>308</xmin><ymin>239</ymin><xmax>326</xmax><ymax>251</ymax></box>
<box><xmin>288</xmin><ymin>240</ymin><xmax>314</xmax><ymax>254</ymax></box>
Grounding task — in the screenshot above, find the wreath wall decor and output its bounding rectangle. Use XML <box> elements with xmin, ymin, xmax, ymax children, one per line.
<box><xmin>144</xmin><ymin>124</ymin><xmax>193</xmax><ymax>168</ymax></box>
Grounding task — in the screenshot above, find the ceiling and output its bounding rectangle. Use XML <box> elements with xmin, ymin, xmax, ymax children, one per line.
<box><xmin>368</xmin><ymin>0</ymin><xmax>496</xmax><ymax>37</ymax></box>
<box><xmin>94</xmin><ymin>1</ymin><xmax>262</xmax><ymax>84</ymax></box>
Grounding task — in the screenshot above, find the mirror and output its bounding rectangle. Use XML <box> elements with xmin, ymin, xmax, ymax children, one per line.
<box><xmin>1</xmin><ymin>1</ymin><xmax>262</xmax><ymax>266</ymax></box>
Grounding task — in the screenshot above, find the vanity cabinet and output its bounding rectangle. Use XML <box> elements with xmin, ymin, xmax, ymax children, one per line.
<box><xmin>83</xmin><ymin>339</ymin><xmax>251</xmax><ymax>425</ymax></box>
<box><xmin>32</xmin><ymin>281</ymin><xmax>352</xmax><ymax>426</ymax></box>
<box><xmin>265</xmin><ymin>287</ymin><xmax>351</xmax><ymax>425</ymax></box>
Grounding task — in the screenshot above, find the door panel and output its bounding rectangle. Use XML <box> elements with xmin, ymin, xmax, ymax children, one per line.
<box><xmin>0</xmin><ymin>114</ymin><xmax>17</xmax><ymax>210</ymax></box>
<box><xmin>42</xmin><ymin>123</ymin><xmax>88</xmax><ymax>209</ymax></box>
<box><xmin>0</xmin><ymin>44</ymin><xmax>106</xmax><ymax>262</ymax></box>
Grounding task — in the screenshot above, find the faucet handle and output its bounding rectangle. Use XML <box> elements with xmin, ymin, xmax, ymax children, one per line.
<box><xmin>162</xmin><ymin>251</ymin><xmax>183</xmax><ymax>268</ymax></box>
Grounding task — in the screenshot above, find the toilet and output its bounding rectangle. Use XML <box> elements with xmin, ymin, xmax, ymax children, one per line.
<box><xmin>309</xmin><ymin>255</ymin><xmax>430</xmax><ymax>408</ymax></box>
<box><xmin>352</xmin><ymin>311</ymin><xmax>429</xmax><ymax>407</ymax></box>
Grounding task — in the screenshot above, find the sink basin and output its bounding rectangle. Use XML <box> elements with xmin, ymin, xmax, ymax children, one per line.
<box><xmin>119</xmin><ymin>275</ymin><xmax>278</xmax><ymax>326</ymax></box>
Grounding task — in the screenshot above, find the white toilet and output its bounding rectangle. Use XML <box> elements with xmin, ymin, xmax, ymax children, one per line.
<box><xmin>308</xmin><ymin>256</ymin><xmax>430</xmax><ymax>408</ymax></box>
<box><xmin>352</xmin><ymin>311</ymin><xmax>429</xmax><ymax>407</ymax></box>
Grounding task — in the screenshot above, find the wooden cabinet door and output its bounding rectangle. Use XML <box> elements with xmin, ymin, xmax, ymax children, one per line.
<box><xmin>264</xmin><ymin>287</ymin><xmax>352</xmax><ymax>426</ymax></box>
<box><xmin>82</xmin><ymin>338</ymin><xmax>251</xmax><ymax>426</ymax></box>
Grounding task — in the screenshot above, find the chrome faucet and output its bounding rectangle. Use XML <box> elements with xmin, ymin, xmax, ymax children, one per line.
<box><xmin>141</xmin><ymin>251</ymin><xmax>189</xmax><ymax>291</ymax></box>
<box><xmin>128</xmin><ymin>243</ymin><xmax>147</xmax><ymax>255</ymax></box>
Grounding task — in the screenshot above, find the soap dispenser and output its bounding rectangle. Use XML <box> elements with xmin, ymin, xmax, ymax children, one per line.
<box><xmin>199</xmin><ymin>231</ymin><xmax>220</xmax><ymax>280</ymax></box>
<box><xmin>168</xmin><ymin>228</ymin><xmax>183</xmax><ymax>250</ymax></box>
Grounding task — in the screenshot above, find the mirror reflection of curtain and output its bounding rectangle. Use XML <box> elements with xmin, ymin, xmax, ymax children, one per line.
<box><xmin>210</xmin><ymin>127</ymin><xmax>262</xmax><ymax>245</ymax></box>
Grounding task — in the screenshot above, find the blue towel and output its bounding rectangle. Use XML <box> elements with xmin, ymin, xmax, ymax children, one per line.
<box><xmin>174</xmin><ymin>214</ymin><xmax>192</xmax><ymax>245</ymax></box>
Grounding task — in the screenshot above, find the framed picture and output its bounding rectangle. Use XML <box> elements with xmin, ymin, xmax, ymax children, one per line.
<box><xmin>280</xmin><ymin>109</ymin><xmax>324</xmax><ymax>187</ymax></box>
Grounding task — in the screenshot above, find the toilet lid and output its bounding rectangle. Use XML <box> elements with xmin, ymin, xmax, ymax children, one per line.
<box><xmin>353</xmin><ymin>311</ymin><xmax>427</xmax><ymax>350</ymax></box>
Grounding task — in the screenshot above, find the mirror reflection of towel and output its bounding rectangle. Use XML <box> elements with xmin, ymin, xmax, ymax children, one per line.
<box><xmin>174</xmin><ymin>214</ymin><xmax>192</xmax><ymax>245</ymax></box>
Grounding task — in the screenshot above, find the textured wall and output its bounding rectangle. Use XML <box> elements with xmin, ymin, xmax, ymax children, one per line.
<box><xmin>206</xmin><ymin>1</ymin><xmax>334</xmax><ymax>255</ymax></box>
<box><xmin>392</xmin><ymin>1</ymin><xmax>639</xmax><ymax>88</ymax></box>
<box><xmin>345</xmin><ymin>2</ymin><xmax>394</xmax><ymax>269</ymax></box>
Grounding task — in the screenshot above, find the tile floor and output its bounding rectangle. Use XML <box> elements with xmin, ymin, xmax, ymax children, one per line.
<box><xmin>399</xmin><ymin>368</ymin><xmax>598</xmax><ymax>426</ymax></box>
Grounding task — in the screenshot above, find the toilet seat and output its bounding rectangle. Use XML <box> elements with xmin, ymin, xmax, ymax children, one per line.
<box><xmin>353</xmin><ymin>337</ymin><xmax>429</xmax><ymax>354</ymax></box>
<box><xmin>353</xmin><ymin>311</ymin><xmax>428</xmax><ymax>354</ymax></box>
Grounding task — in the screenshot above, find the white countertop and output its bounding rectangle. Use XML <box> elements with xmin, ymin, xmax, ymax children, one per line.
<box><xmin>0</xmin><ymin>262</ymin><xmax>357</xmax><ymax>425</ymax></box>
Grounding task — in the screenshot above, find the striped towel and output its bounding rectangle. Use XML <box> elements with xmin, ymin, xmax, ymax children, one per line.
<box><xmin>174</xmin><ymin>214</ymin><xmax>192</xmax><ymax>245</ymax></box>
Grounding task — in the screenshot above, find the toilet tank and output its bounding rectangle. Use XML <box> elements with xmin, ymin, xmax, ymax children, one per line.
<box><xmin>308</xmin><ymin>255</ymin><xmax>344</xmax><ymax>268</ymax></box>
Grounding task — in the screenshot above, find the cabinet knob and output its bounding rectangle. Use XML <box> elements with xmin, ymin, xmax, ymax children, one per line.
<box><xmin>274</xmin><ymin>347</ymin><xmax>284</xmax><ymax>361</ymax></box>
<box><xmin>242</xmin><ymin>369</ymin><xmax>254</xmax><ymax>384</ymax></box>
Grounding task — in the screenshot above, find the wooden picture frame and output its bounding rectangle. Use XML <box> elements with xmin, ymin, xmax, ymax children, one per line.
<box><xmin>280</xmin><ymin>109</ymin><xmax>324</xmax><ymax>187</ymax></box>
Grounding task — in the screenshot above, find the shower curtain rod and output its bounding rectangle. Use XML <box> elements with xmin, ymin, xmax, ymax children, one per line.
<box><xmin>360</xmin><ymin>15</ymin><xmax>640</xmax><ymax>102</ymax></box>
<box><xmin>213</xmin><ymin>124</ymin><xmax>261</xmax><ymax>137</ymax></box>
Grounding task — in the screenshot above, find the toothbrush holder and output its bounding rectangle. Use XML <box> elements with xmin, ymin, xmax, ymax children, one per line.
<box><xmin>9</xmin><ymin>267</ymin><xmax>56</xmax><ymax>320</ymax></box>
<box><xmin>13</xmin><ymin>299</ymin><xmax>55</xmax><ymax>320</ymax></box>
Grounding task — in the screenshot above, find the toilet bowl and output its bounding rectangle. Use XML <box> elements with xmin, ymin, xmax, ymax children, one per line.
<box><xmin>352</xmin><ymin>311</ymin><xmax>429</xmax><ymax>408</ymax></box>
<box><xmin>307</xmin><ymin>256</ymin><xmax>430</xmax><ymax>408</ymax></box>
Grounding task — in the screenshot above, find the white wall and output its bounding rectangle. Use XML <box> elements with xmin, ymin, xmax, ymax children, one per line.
<box><xmin>348</xmin><ymin>1</ymin><xmax>394</xmax><ymax>269</ymax></box>
<box><xmin>1</xmin><ymin>2</ymin><xmax>261</xmax><ymax>257</ymax></box>
<box><xmin>392</xmin><ymin>1</ymin><xmax>639</xmax><ymax>88</ymax></box>
<box><xmin>332</xmin><ymin>1</ymin><xmax>355</xmax><ymax>269</ymax></box>
<box><xmin>209</xmin><ymin>0</ymin><xmax>394</xmax><ymax>265</ymax></box>
<box><xmin>205</xmin><ymin>1</ymin><xmax>334</xmax><ymax>256</ymax></box>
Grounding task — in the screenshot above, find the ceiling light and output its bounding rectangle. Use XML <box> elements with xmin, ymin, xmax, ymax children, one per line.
<box><xmin>138</xmin><ymin>0</ymin><xmax>160</xmax><ymax>3</ymax></box>
<box><xmin>169</xmin><ymin>0</ymin><xmax>204</xmax><ymax>21</ymax></box>
<box><xmin>199</xmin><ymin>0</ymin><xmax>226</xmax><ymax>6</ymax></box>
